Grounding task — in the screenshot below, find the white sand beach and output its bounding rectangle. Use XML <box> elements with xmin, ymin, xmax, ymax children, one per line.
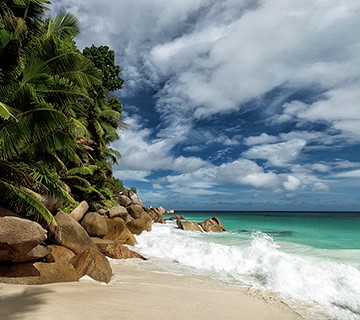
<box><xmin>0</xmin><ymin>259</ymin><xmax>301</xmax><ymax>320</ymax></box>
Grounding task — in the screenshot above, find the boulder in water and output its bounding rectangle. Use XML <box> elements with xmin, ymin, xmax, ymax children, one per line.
<box><xmin>199</xmin><ymin>217</ymin><xmax>226</xmax><ymax>232</ymax></box>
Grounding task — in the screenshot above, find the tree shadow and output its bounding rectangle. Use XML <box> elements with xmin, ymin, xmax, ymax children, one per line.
<box><xmin>0</xmin><ymin>287</ymin><xmax>52</xmax><ymax>320</ymax></box>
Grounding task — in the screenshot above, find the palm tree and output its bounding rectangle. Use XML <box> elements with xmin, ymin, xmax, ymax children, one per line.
<box><xmin>0</xmin><ymin>4</ymin><xmax>101</xmax><ymax>232</ymax></box>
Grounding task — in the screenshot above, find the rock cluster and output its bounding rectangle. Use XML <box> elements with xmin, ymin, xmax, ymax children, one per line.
<box><xmin>0</xmin><ymin>191</ymin><xmax>164</xmax><ymax>285</ymax></box>
<box><xmin>0</xmin><ymin>191</ymin><xmax>226</xmax><ymax>286</ymax></box>
<box><xmin>176</xmin><ymin>216</ymin><xmax>226</xmax><ymax>233</ymax></box>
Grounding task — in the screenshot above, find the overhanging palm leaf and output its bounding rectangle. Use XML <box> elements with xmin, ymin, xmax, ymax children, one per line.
<box><xmin>0</xmin><ymin>108</ymin><xmax>70</xmax><ymax>160</ymax></box>
<box><xmin>0</xmin><ymin>180</ymin><xmax>58</xmax><ymax>232</ymax></box>
<box><xmin>0</xmin><ymin>101</ymin><xmax>18</xmax><ymax>120</ymax></box>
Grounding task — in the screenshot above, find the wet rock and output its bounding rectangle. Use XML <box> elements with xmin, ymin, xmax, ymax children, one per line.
<box><xmin>199</xmin><ymin>217</ymin><xmax>226</xmax><ymax>232</ymax></box>
<box><xmin>92</xmin><ymin>238</ymin><xmax>146</xmax><ymax>260</ymax></box>
<box><xmin>168</xmin><ymin>215</ymin><xmax>185</xmax><ymax>221</ymax></box>
<box><xmin>104</xmin><ymin>218</ymin><xmax>136</xmax><ymax>246</ymax></box>
<box><xmin>176</xmin><ymin>219</ymin><xmax>203</xmax><ymax>232</ymax></box>
<box><xmin>126</xmin><ymin>217</ymin><xmax>152</xmax><ymax>235</ymax></box>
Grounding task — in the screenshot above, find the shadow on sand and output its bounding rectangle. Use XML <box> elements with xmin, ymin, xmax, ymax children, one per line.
<box><xmin>0</xmin><ymin>287</ymin><xmax>52</xmax><ymax>320</ymax></box>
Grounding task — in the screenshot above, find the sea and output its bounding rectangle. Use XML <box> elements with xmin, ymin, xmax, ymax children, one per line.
<box><xmin>132</xmin><ymin>211</ymin><xmax>360</xmax><ymax>320</ymax></box>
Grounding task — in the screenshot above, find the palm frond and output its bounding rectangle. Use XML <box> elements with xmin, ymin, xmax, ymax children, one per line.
<box><xmin>66</xmin><ymin>164</ymin><xmax>99</xmax><ymax>176</ymax></box>
<box><xmin>45</xmin><ymin>12</ymin><xmax>79</xmax><ymax>40</ymax></box>
<box><xmin>103</xmin><ymin>147</ymin><xmax>120</xmax><ymax>164</ymax></box>
<box><xmin>0</xmin><ymin>108</ymin><xmax>70</xmax><ymax>160</ymax></box>
<box><xmin>0</xmin><ymin>179</ymin><xmax>58</xmax><ymax>231</ymax></box>
<box><xmin>0</xmin><ymin>101</ymin><xmax>18</xmax><ymax>120</ymax></box>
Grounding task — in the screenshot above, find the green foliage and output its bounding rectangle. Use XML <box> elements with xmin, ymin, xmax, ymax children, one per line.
<box><xmin>0</xmin><ymin>1</ymin><xmax>126</xmax><ymax>230</ymax></box>
<box><xmin>82</xmin><ymin>45</ymin><xmax>123</xmax><ymax>93</ymax></box>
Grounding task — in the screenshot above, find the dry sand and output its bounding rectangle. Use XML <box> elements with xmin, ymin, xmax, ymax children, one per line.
<box><xmin>0</xmin><ymin>259</ymin><xmax>302</xmax><ymax>320</ymax></box>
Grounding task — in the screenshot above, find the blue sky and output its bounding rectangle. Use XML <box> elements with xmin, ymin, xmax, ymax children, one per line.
<box><xmin>53</xmin><ymin>1</ymin><xmax>360</xmax><ymax>211</ymax></box>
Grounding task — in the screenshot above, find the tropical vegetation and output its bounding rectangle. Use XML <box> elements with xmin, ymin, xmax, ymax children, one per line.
<box><xmin>0</xmin><ymin>0</ymin><xmax>125</xmax><ymax>234</ymax></box>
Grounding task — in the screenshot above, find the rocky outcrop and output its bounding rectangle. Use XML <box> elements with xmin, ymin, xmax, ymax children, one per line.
<box><xmin>12</xmin><ymin>245</ymin><xmax>51</xmax><ymax>263</ymax></box>
<box><xmin>104</xmin><ymin>217</ymin><xmax>136</xmax><ymax>246</ymax></box>
<box><xmin>176</xmin><ymin>219</ymin><xmax>203</xmax><ymax>232</ymax></box>
<box><xmin>126</xmin><ymin>217</ymin><xmax>152</xmax><ymax>235</ymax></box>
<box><xmin>0</xmin><ymin>261</ymin><xmax>79</xmax><ymax>285</ymax></box>
<box><xmin>127</xmin><ymin>204</ymin><xmax>145</xmax><ymax>219</ymax></box>
<box><xmin>199</xmin><ymin>217</ymin><xmax>226</xmax><ymax>232</ymax></box>
<box><xmin>114</xmin><ymin>194</ymin><xmax>132</xmax><ymax>207</ymax></box>
<box><xmin>168</xmin><ymin>215</ymin><xmax>185</xmax><ymax>220</ymax></box>
<box><xmin>81</xmin><ymin>212</ymin><xmax>108</xmax><ymax>238</ymax></box>
<box><xmin>92</xmin><ymin>238</ymin><xmax>146</xmax><ymax>260</ymax></box>
<box><xmin>108</xmin><ymin>205</ymin><xmax>128</xmax><ymax>219</ymax></box>
<box><xmin>145</xmin><ymin>207</ymin><xmax>164</xmax><ymax>223</ymax></box>
<box><xmin>0</xmin><ymin>216</ymin><xmax>47</xmax><ymax>262</ymax></box>
<box><xmin>54</xmin><ymin>211</ymin><xmax>96</xmax><ymax>254</ymax></box>
<box><xmin>69</xmin><ymin>201</ymin><xmax>89</xmax><ymax>222</ymax></box>
<box><xmin>127</xmin><ymin>191</ymin><xmax>143</xmax><ymax>206</ymax></box>
<box><xmin>70</xmin><ymin>248</ymin><xmax>112</xmax><ymax>283</ymax></box>
<box><xmin>47</xmin><ymin>245</ymin><xmax>75</xmax><ymax>264</ymax></box>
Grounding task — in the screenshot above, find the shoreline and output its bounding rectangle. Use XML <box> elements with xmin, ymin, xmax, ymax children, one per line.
<box><xmin>0</xmin><ymin>259</ymin><xmax>302</xmax><ymax>320</ymax></box>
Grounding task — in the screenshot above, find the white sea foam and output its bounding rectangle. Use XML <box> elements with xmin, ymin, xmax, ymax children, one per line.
<box><xmin>135</xmin><ymin>223</ymin><xmax>360</xmax><ymax>319</ymax></box>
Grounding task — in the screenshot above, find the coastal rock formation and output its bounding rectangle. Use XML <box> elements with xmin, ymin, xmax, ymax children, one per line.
<box><xmin>108</xmin><ymin>204</ymin><xmax>128</xmax><ymax>219</ymax></box>
<box><xmin>0</xmin><ymin>216</ymin><xmax>47</xmax><ymax>262</ymax></box>
<box><xmin>54</xmin><ymin>211</ymin><xmax>96</xmax><ymax>254</ymax></box>
<box><xmin>92</xmin><ymin>239</ymin><xmax>146</xmax><ymax>260</ymax></box>
<box><xmin>176</xmin><ymin>219</ymin><xmax>203</xmax><ymax>232</ymax></box>
<box><xmin>126</xmin><ymin>217</ymin><xmax>152</xmax><ymax>235</ymax></box>
<box><xmin>70</xmin><ymin>248</ymin><xmax>112</xmax><ymax>283</ymax></box>
<box><xmin>0</xmin><ymin>261</ymin><xmax>79</xmax><ymax>285</ymax></box>
<box><xmin>104</xmin><ymin>217</ymin><xmax>136</xmax><ymax>246</ymax></box>
<box><xmin>12</xmin><ymin>245</ymin><xmax>51</xmax><ymax>263</ymax></box>
<box><xmin>168</xmin><ymin>215</ymin><xmax>185</xmax><ymax>220</ymax></box>
<box><xmin>200</xmin><ymin>217</ymin><xmax>226</xmax><ymax>232</ymax></box>
<box><xmin>70</xmin><ymin>201</ymin><xmax>89</xmax><ymax>222</ymax></box>
<box><xmin>114</xmin><ymin>194</ymin><xmax>132</xmax><ymax>207</ymax></box>
<box><xmin>145</xmin><ymin>207</ymin><xmax>164</xmax><ymax>223</ymax></box>
<box><xmin>128</xmin><ymin>191</ymin><xmax>143</xmax><ymax>206</ymax></box>
<box><xmin>127</xmin><ymin>204</ymin><xmax>145</xmax><ymax>219</ymax></box>
<box><xmin>47</xmin><ymin>245</ymin><xmax>75</xmax><ymax>264</ymax></box>
<box><xmin>81</xmin><ymin>212</ymin><xmax>108</xmax><ymax>238</ymax></box>
<box><xmin>0</xmin><ymin>191</ymin><xmax>176</xmax><ymax>285</ymax></box>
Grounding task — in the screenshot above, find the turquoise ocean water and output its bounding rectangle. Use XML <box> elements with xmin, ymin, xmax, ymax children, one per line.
<box><xmin>134</xmin><ymin>211</ymin><xmax>360</xmax><ymax>319</ymax></box>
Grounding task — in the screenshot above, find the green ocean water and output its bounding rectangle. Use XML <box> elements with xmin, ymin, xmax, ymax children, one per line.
<box><xmin>177</xmin><ymin>211</ymin><xmax>360</xmax><ymax>250</ymax></box>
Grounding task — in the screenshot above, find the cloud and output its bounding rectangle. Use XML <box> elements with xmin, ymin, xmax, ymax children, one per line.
<box><xmin>50</xmin><ymin>0</ymin><xmax>358</xmax><ymax>208</ymax></box>
<box><xmin>215</xmin><ymin>159</ymin><xmax>280</xmax><ymax>188</ymax></box>
<box><xmin>243</xmin><ymin>139</ymin><xmax>307</xmax><ymax>167</ymax></box>
<box><xmin>279</xmin><ymin>84</ymin><xmax>360</xmax><ymax>138</ymax></box>
<box><xmin>112</xmin><ymin>113</ymin><xmax>208</xmax><ymax>177</ymax></box>
<box><xmin>283</xmin><ymin>175</ymin><xmax>302</xmax><ymax>192</ymax></box>
<box><xmin>332</xmin><ymin>169</ymin><xmax>360</xmax><ymax>178</ymax></box>
<box><xmin>53</xmin><ymin>0</ymin><xmax>360</xmax><ymax>124</ymax></box>
<box><xmin>244</xmin><ymin>133</ymin><xmax>279</xmax><ymax>146</ymax></box>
